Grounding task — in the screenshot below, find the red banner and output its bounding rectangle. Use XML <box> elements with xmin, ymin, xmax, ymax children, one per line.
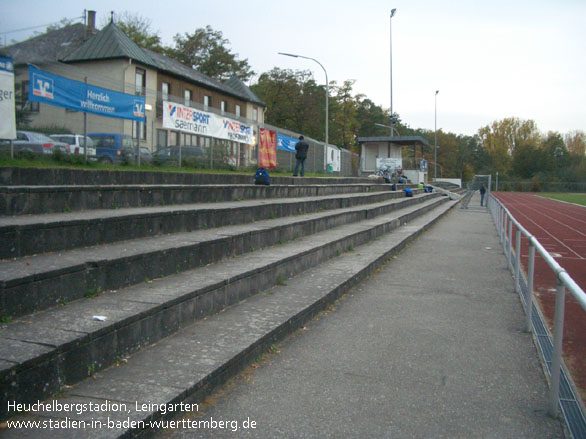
<box><xmin>259</xmin><ymin>128</ymin><xmax>277</xmax><ymax>169</ymax></box>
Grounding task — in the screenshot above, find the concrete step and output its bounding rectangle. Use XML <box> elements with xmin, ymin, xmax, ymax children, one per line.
<box><xmin>0</xmin><ymin>196</ymin><xmax>449</xmax><ymax>419</ymax></box>
<box><xmin>0</xmin><ymin>188</ymin><xmax>423</xmax><ymax>259</ymax></box>
<box><xmin>0</xmin><ymin>183</ymin><xmax>418</xmax><ymax>216</ymax></box>
<box><xmin>0</xmin><ymin>197</ymin><xmax>458</xmax><ymax>437</ymax></box>
<box><xmin>0</xmin><ymin>191</ymin><xmax>437</xmax><ymax>318</ymax></box>
<box><xmin>0</xmin><ymin>167</ymin><xmax>376</xmax><ymax>187</ymax></box>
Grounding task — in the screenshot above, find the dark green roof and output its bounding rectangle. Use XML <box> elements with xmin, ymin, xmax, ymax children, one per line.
<box><xmin>6</xmin><ymin>21</ymin><xmax>264</xmax><ymax>107</ymax></box>
<box><xmin>357</xmin><ymin>136</ymin><xmax>430</xmax><ymax>147</ymax></box>
<box><xmin>225</xmin><ymin>76</ymin><xmax>266</xmax><ymax>107</ymax></box>
<box><xmin>63</xmin><ymin>22</ymin><xmax>158</xmax><ymax>68</ymax></box>
<box><xmin>4</xmin><ymin>23</ymin><xmax>87</xmax><ymax>65</ymax></box>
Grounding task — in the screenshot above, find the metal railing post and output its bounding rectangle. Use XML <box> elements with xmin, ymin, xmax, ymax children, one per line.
<box><xmin>549</xmin><ymin>278</ymin><xmax>566</xmax><ymax>418</ymax></box>
<box><xmin>507</xmin><ymin>218</ymin><xmax>513</xmax><ymax>267</ymax></box>
<box><xmin>502</xmin><ymin>215</ymin><xmax>507</xmax><ymax>249</ymax></box>
<box><xmin>526</xmin><ymin>242</ymin><xmax>536</xmax><ymax>333</ymax></box>
<box><xmin>515</xmin><ymin>230</ymin><xmax>521</xmax><ymax>294</ymax></box>
<box><xmin>502</xmin><ymin>211</ymin><xmax>507</xmax><ymax>246</ymax></box>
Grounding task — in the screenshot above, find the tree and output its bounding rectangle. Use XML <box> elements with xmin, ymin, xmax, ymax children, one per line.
<box><xmin>478</xmin><ymin>117</ymin><xmax>540</xmax><ymax>175</ymax></box>
<box><xmin>542</xmin><ymin>131</ymin><xmax>571</xmax><ymax>176</ymax></box>
<box><xmin>113</xmin><ymin>12</ymin><xmax>164</xmax><ymax>53</ymax></box>
<box><xmin>329</xmin><ymin>80</ymin><xmax>362</xmax><ymax>150</ymax></box>
<box><xmin>169</xmin><ymin>26</ymin><xmax>254</xmax><ymax>82</ymax></box>
<box><xmin>512</xmin><ymin>142</ymin><xmax>545</xmax><ymax>178</ymax></box>
<box><xmin>251</xmin><ymin>68</ymin><xmax>325</xmax><ymax>140</ymax></box>
<box><xmin>565</xmin><ymin>130</ymin><xmax>586</xmax><ymax>156</ymax></box>
<box><xmin>355</xmin><ymin>98</ymin><xmax>389</xmax><ymax>138</ymax></box>
<box><xmin>46</xmin><ymin>18</ymin><xmax>77</xmax><ymax>32</ymax></box>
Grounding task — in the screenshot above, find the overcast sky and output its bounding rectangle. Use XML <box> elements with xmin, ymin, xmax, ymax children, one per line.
<box><xmin>2</xmin><ymin>0</ymin><xmax>585</xmax><ymax>136</ymax></box>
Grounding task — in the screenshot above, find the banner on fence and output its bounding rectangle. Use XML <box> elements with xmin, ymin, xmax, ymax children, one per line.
<box><xmin>327</xmin><ymin>146</ymin><xmax>341</xmax><ymax>172</ymax></box>
<box><xmin>163</xmin><ymin>101</ymin><xmax>255</xmax><ymax>145</ymax></box>
<box><xmin>259</xmin><ymin>128</ymin><xmax>277</xmax><ymax>169</ymax></box>
<box><xmin>276</xmin><ymin>133</ymin><xmax>297</xmax><ymax>153</ymax></box>
<box><xmin>28</xmin><ymin>66</ymin><xmax>145</xmax><ymax>122</ymax></box>
<box><xmin>0</xmin><ymin>57</ymin><xmax>16</xmax><ymax>139</ymax></box>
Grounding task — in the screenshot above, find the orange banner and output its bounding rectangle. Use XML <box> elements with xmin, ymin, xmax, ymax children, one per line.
<box><xmin>259</xmin><ymin>128</ymin><xmax>277</xmax><ymax>169</ymax></box>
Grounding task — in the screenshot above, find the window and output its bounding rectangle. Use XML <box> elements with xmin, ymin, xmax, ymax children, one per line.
<box><xmin>135</xmin><ymin>68</ymin><xmax>145</xmax><ymax>95</ymax></box>
<box><xmin>162</xmin><ymin>82</ymin><xmax>170</xmax><ymax>101</ymax></box>
<box><xmin>21</xmin><ymin>81</ymin><xmax>39</xmax><ymax>112</ymax></box>
<box><xmin>235</xmin><ymin>105</ymin><xmax>241</xmax><ymax>117</ymax></box>
<box><xmin>221</xmin><ymin>101</ymin><xmax>227</xmax><ymax>114</ymax></box>
<box><xmin>184</xmin><ymin>90</ymin><xmax>191</xmax><ymax>107</ymax></box>
<box><xmin>133</xmin><ymin>121</ymin><xmax>146</xmax><ymax>140</ymax></box>
<box><xmin>252</xmin><ymin>108</ymin><xmax>258</xmax><ymax>122</ymax></box>
<box><xmin>203</xmin><ymin>95</ymin><xmax>211</xmax><ymax>108</ymax></box>
<box><xmin>157</xmin><ymin>129</ymin><xmax>168</xmax><ymax>148</ymax></box>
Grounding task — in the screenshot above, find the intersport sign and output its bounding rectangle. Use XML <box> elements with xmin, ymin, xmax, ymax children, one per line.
<box><xmin>163</xmin><ymin>101</ymin><xmax>254</xmax><ymax>145</ymax></box>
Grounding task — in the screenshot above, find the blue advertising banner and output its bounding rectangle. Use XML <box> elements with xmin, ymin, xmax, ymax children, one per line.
<box><xmin>277</xmin><ymin>133</ymin><xmax>297</xmax><ymax>153</ymax></box>
<box><xmin>28</xmin><ymin>66</ymin><xmax>145</xmax><ymax>122</ymax></box>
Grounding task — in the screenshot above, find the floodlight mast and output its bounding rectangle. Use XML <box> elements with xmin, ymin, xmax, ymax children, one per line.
<box><xmin>390</xmin><ymin>8</ymin><xmax>397</xmax><ymax>138</ymax></box>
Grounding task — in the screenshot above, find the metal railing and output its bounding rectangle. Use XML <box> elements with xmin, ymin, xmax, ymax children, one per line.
<box><xmin>487</xmin><ymin>193</ymin><xmax>586</xmax><ymax>426</ymax></box>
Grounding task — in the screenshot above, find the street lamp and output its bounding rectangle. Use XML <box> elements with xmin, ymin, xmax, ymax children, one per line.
<box><xmin>434</xmin><ymin>90</ymin><xmax>439</xmax><ymax>182</ymax></box>
<box><xmin>374</xmin><ymin>123</ymin><xmax>400</xmax><ymax>136</ymax></box>
<box><xmin>390</xmin><ymin>8</ymin><xmax>397</xmax><ymax>138</ymax></box>
<box><xmin>278</xmin><ymin>52</ymin><xmax>328</xmax><ymax>148</ymax></box>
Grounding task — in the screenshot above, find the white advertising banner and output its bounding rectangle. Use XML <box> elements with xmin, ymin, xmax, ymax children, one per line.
<box><xmin>376</xmin><ymin>157</ymin><xmax>402</xmax><ymax>171</ymax></box>
<box><xmin>0</xmin><ymin>57</ymin><xmax>16</xmax><ymax>140</ymax></box>
<box><xmin>162</xmin><ymin>101</ymin><xmax>255</xmax><ymax>144</ymax></box>
<box><xmin>326</xmin><ymin>146</ymin><xmax>341</xmax><ymax>172</ymax></box>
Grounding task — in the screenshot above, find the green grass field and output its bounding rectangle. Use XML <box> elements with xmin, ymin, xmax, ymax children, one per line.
<box><xmin>537</xmin><ymin>193</ymin><xmax>586</xmax><ymax>206</ymax></box>
<box><xmin>0</xmin><ymin>154</ymin><xmax>325</xmax><ymax>178</ymax></box>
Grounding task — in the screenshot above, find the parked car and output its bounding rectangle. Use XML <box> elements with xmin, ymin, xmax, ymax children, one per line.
<box><xmin>50</xmin><ymin>134</ymin><xmax>97</xmax><ymax>158</ymax></box>
<box><xmin>0</xmin><ymin>131</ymin><xmax>68</xmax><ymax>155</ymax></box>
<box><xmin>154</xmin><ymin>146</ymin><xmax>204</xmax><ymax>164</ymax></box>
<box><xmin>87</xmin><ymin>133</ymin><xmax>135</xmax><ymax>164</ymax></box>
<box><xmin>138</xmin><ymin>146</ymin><xmax>152</xmax><ymax>164</ymax></box>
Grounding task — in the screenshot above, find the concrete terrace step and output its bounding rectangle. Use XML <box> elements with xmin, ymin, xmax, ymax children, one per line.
<box><xmin>0</xmin><ymin>183</ymin><xmax>418</xmax><ymax>216</ymax></box>
<box><xmin>0</xmin><ymin>191</ymin><xmax>438</xmax><ymax>318</ymax></box>
<box><xmin>0</xmin><ymin>167</ymin><xmax>377</xmax><ymax>186</ymax></box>
<box><xmin>0</xmin><ymin>195</ymin><xmax>449</xmax><ymax>418</ymax></box>
<box><xmin>0</xmin><ymin>198</ymin><xmax>459</xmax><ymax>437</ymax></box>
<box><xmin>0</xmin><ymin>188</ymin><xmax>424</xmax><ymax>259</ymax></box>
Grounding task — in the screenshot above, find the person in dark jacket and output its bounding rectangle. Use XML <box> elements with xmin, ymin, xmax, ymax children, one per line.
<box><xmin>293</xmin><ymin>135</ymin><xmax>309</xmax><ymax>177</ymax></box>
<box><xmin>479</xmin><ymin>183</ymin><xmax>487</xmax><ymax>206</ymax></box>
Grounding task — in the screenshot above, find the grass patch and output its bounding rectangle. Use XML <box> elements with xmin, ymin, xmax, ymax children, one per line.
<box><xmin>0</xmin><ymin>153</ymin><xmax>330</xmax><ymax>178</ymax></box>
<box><xmin>537</xmin><ymin>193</ymin><xmax>586</xmax><ymax>206</ymax></box>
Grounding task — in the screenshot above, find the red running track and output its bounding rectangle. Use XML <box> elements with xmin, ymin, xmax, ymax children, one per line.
<box><xmin>494</xmin><ymin>192</ymin><xmax>586</xmax><ymax>403</ymax></box>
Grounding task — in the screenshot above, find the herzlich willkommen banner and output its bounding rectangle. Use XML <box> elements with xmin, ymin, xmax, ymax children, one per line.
<box><xmin>28</xmin><ymin>66</ymin><xmax>145</xmax><ymax>122</ymax></box>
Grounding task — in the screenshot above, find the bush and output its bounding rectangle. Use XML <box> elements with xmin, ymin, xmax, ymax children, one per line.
<box><xmin>120</xmin><ymin>151</ymin><xmax>132</xmax><ymax>166</ymax></box>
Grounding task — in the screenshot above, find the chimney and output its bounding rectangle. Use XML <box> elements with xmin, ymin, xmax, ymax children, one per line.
<box><xmin>87</xmin><ymin>10</ymin><xmax>96</xmax><ymax>33</ymax></box>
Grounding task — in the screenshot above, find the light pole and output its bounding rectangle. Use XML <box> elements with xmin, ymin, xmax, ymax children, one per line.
<box><xmin>374</xmin><ymin>123</ymin><xmax>400</xmax><ymax>136</ymax></box>
<box><xmin>278</xmin><ymin>52</ymin><xmax>328</xmax><ymax>148</ymax></box>
<box><xmin>434</xmin><ymin>90</ymin><xmax>439</xmax><ymax>182</ymax></box>
<box><xmin>390</xmin><ymin>8</ymin><xmax>397</xmax><ymax>138</ymax></box>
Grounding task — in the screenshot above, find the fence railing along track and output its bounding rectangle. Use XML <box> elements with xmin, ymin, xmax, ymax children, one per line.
<box><xmin>487</xmin><ymin>194</ymin><xmax>586</xmax><ymax>438</ymax></box>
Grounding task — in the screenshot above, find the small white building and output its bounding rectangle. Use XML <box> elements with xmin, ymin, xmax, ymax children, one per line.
<box><xmin>358</xmin><ymin>136</ymin><xmax>430</xmax><ymax>183</ymax></box>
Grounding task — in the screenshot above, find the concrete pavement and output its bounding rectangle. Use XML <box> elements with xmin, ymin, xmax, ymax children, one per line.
<box><xmin>159</xmin><ymin>194</ymin><xmax>565</xmax><ymax>439</ymax></box>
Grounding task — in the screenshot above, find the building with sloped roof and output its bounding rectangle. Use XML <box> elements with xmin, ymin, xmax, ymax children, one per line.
<box><xmin>4</xmin><ymin>10</ymin><xmax>266</xmax><ymax>162</ymax></box>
